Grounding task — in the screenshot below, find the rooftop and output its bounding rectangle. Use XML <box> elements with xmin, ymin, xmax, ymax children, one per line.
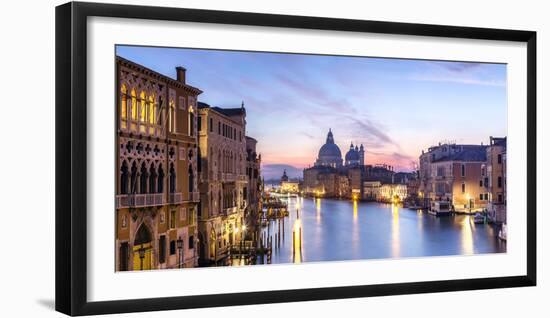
<box><xmin>198</xmin><ymin>101</ymin><xmax>246</xmax><ymax>118</ymax></box>
<box><xmin>432</xmin><ymin>145</ymin><xmax>487</xmax><ymax>162</ymax></box>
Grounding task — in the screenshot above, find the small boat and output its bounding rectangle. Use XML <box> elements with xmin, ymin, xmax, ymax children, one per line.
<box><xmin>428</xmin><ymin>201</ymin><xmax>451</xmax><ymax>216</ymax></box>
<box><xmin>498</xmin><ymin>224</ymin><xmax>507</xmax><ymax>241</ymax></box>
<box><xmin>472</xmin><ymin>213</ymin><xmax>485</xmax><ymax>224</ymax></box>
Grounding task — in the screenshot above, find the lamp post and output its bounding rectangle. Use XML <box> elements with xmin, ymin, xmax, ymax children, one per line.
<box><xmin>176</xmin><ymin>236</ymin><xmax>183</xmax><ymax>268</ymax></box>
<box><xmin>138</xmin><ymin>245</ymin><xmax>145</xmax><ymax>271</ymax></box>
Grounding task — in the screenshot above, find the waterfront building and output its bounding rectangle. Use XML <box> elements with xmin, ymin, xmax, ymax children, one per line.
<box><xmin>364</xmin><ymin>164</ymin><xmax>395</xmax><ymax>184</ymax></box>
<box><xmin>338</xmin><ymin>175</ymin><xmax>351</xmax><ymax>198</ymax></box>
<box><xmin>245</xmin><ymin>136</ymin><xmax>262</xmax><ymax>231</ymax></box>
<box><xmin>304</xmin><ymin>129</ymin><xmax>366</xmax><ymax>198</ymax></box>
<box><xmin>115</xmin><ymin>57</ymin><xmax>201</xmax><ymax>271</ymax></box>
<box><xmin>363</xmin><ymin>181</ymin><xmax>381</xmax><ymax>201</ymax></box>
<box><xmin>418</xmin><ymin>143</ymin><xmax>489</xmax><ymax>213</ymax></box>
<box><xmin>197</xmin><ymin>102</ymin><xmax>248</xmax><ymax>265</ymax></box>
<box><xmin>348</xmin><ymin>167</ymin><xmax>363</xmax><ymax>198</ymax></box>
<box><xmin>280</xmin><ymin>170</ymin><xmax>300</xmax><ymax>193</ymax></box>
<box><xmin>486</xmin><ymin>137</ymin><xmax>507</xmax><ymax>223</ymax></box>
<box><xmin>379</xmin><ymin>184</ymin><xmax>408</xmax><ymax>203</ymax></box>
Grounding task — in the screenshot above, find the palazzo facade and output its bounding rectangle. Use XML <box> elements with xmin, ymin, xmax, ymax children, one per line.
<box><xmin>197</xmin><ymin>102</ymin><xmax>248</xmax><ymax>265</ymax></box>
<box><xmin>115</xmin><ymin>57</ymin><xmax>201</xmax><ymax>271</ymax></box>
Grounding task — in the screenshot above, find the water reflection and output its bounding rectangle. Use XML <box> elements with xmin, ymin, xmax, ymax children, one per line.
<box><xmin>391</xmin><ymin>203</ymin><xmax>400</xmax><ymax>258</ymax></box>
<box><xmin>293</xmin><ymin>218</ymin><xmax>302</xmax><ymax>263</ymax></box>
<box><xmin>316</xmin><ymin>198</ymin><xmax>321</xmax><ymax>224</ymax></box>
<box><xmin>262</xmin><ymin>195</ymin><xmax>505</xmax><ymax>265</ymax></box>
<box><xmin>353</xmin><ymin>200</ymin><xmax>358</xmax><ymax>223</ymax></box>
<box><xmin>461</xmin><ymin>216</ymin><xmax>474</xmax><ymax>255</ymax></box>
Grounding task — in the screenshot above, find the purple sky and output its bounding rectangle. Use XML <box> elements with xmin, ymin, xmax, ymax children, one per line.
<box><xmin>116</xmin><ymin>46</ymin><xmax>507</xmax><ymax>178</ymax></box>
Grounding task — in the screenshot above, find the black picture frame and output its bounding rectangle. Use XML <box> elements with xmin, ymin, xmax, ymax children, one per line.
<box><xmin>55</xmin><ymin>1</ymin><xmax>537</xmax><ymax>316</ymax></box>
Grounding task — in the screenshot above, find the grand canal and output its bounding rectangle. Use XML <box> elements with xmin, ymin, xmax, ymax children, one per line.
<box><xmin>260</xmin><ymin>195</ymin><xmax>506</xmax><ymax>265</ymax></box>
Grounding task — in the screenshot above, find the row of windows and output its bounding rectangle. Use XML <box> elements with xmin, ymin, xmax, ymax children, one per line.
<box><xmin>203</xmin><ymin>116</ymin><xmax>243</xmax><ymax>141</ymax></box>
<box><xmin>120</xmin><ymin>85</ymin><xmax>161</xmax><ymax>134</ymax></box>
<box><xmin>158</xmin><ymin>234</ymin><xmax>195</xmax><ymax>264</ymax></box>
<box><xmin>120</xmin><ymin>162</ymin><xmax>195</xmax><ymax>195</ymax></box>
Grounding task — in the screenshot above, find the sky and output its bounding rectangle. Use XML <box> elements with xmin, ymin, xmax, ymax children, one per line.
<box><xmin>116</xmin><ymin>46</ymin><xmax>507</xmax><ymax>179</ymax></box>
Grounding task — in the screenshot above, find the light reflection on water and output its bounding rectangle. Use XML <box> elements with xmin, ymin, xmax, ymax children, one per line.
<box><xmin>261</xmin><ymin>195</ymin><xmax>505</xmax><ymax>265</ymax></box>
<box><xmin>392</xmin><ymin>203</ymin><xmax>400</xmax><ymax>258</ymax></box>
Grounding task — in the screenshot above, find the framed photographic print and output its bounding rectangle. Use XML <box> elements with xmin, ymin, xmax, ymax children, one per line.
<box><xmin>55</xmin><ymin>1</ymin><xmax>536</xmax><ymax>316</ymax></box>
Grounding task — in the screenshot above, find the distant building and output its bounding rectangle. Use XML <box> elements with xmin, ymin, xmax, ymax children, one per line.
<box><xmin>365</xmin><ymin>164</ymin><xmax>395</xmax><ymax>184</ymax></box>
<box><xmin>419</xmin><ymin>143</ymin><xmax>489</xmax><ymax>213</ymax></box>
<box><xmin>314</xmin><ymin>129</ymin><xmax>344</xmax><ymax>168</ymax></box>
<box><xmin>486</xmin><ymin>137</ymin><xmax>507</xmax><ymax>223</ymax></box>
<box><xmin>303</xmin><ymin>129</ymin><xmax>412</xmax><ymax>200</ymax></box>
<box><xmin>363</xmin><ymin>181</ymin><xmax>381</xmax><ymax>201</ymax></box>
<box><xmin>280</xmin><ymin>170</ymin><xmax>300</xmax><ymax>193</ymax></box>
<box><xmin>379</xmin><ymin>184</ymin><xmax>408</xmax><ymax>203</ymax></box>
<box><xmin>303</xmin><ymin>129</ymin><xmax>367</xmax><ymax>198</ymax></box>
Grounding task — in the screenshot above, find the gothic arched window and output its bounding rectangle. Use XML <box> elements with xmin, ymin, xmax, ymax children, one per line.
<box><xmin>120</xmin><ymin>161</ymin><xmax>129</xmax><ymax>194</ymax></box>
<box><xmin>139</xmin><ymin>162</ymin><xmax>148</xmax><ymax>194</ymax></box>
<box><xmin>130</xmin><ymin>89</ymin><xmax>137</xmax><ymax>121</ymax></box>
<box><xmin>149</xmin><ymin>165</ymin><xmax>157</xmax><ymax>193</ymax></box>
<box><xmin>157</xmin><ymin>166</ymin><xmax>164</xmax><ymax>193</ymax></box>
<box><xmin>148</xmin><ymin>94</ymin><xmax>156</xmax><ymax>135</ymax></box>
<box><xmin>168</xmin><ymin>99</ymin><xmax>176</xmax><ymax>133</ymax></box>
<box><xmin>169</xmin><ymin>163</ymin><xmax>176</xmax><ymax>193</ymax></box>
<box><xmin>130</xmin><ymin>161</ymin><xmax>138</xmax><ymax>194</ymax></box>
<box><xmin>120</xmin><ymin>84</ymin><xmax>127</xmax><ymax>129</ymax></box>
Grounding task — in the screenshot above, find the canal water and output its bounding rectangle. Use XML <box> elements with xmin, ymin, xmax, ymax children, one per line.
<box><xmin>260</xmin><ymin>195</ymin><xmax>506</xmax><ymax>265</ymax></box>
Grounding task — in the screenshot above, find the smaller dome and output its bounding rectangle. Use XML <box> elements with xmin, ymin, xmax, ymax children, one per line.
<box><xmin>345</xmin><ymin>148</ymin><xmax>360</xmax><ymax>161</ymax></box>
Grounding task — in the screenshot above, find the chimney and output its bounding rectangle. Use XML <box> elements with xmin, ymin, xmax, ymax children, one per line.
<box><xmin>176</xmin><ymin>66</ymin><xmax>186</xmax><ymax>83</ymax></box>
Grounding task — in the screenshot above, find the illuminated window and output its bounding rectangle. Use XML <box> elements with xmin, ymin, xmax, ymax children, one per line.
<box><xmin>120</xmin><ymin>84</ymin><xmax>127</xmax><ymax>129</ymax></box>
<box><xmin>188</xmin><ymin>108</ymin><xmax>194</xmax><ymax>136</ymax></box>
<box><xmin>139</xmin><ymin>92</ymin><xmax>146</xmax><ymax>122</ymax></box>
<box><xmin>169</xmin><ymin>99</ymin><xmax>176</xmax><ymax>133</ymax></box>
<box><xmin>131</xmin><ymin>89</ymin><xmax>137</xmax><ymax>121</ymax></box>
<box><xmin>148</xmin><ymin>95</ymin><xmax>155</xmax><ymax>124</ymax></box>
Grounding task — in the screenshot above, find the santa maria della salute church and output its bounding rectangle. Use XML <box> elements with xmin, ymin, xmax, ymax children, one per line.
<box><xmin>303</xmin><ymin>129</ymin><xmax>395</xmax><ymax>199</ymax></box>
<box><xmin>315</xmin><ymin>129</ymin><xmax>365</xmax><ymax>168</ymax></box>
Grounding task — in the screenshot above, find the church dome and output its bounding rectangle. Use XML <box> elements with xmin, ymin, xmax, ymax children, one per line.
<box><xmin>315</xmin><ymin>129</ymin><xmax>343</xmax><ymax>168</ymax></box>
<box><xmin>345</xmin><ymin>148</ymin><xmax>360</xmax><ymax>161</ymax></box>
<box><xmin>319</xmin><ymin>143</ymin><xmax>342</xmax><ymax>159</ymax></box>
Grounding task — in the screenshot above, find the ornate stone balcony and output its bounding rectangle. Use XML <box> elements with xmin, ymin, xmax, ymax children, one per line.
<box><xmin>192</xmin><ymin>192</ymin><xmax>200</xmax><ymax>202</ymax></box>
<box><xmin>116</xmin><ymin>193</ymin><xmax>165</xmax><ymax>208</ymax></box>
<box><xmin>168</xmin><ymin>192</ymin><xmax>183</xmax><ymax>204</ymax></box>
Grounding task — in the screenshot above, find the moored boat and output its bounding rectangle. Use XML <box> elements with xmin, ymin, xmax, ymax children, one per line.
<box><xmin>473</xmin><ymin>213</ymin><xmax>485</xmax><ymax>224</ymax></box>
<box><xmin>428</xmin><ymin>201</ymin><xmax>451</xmax><ymax>216</ymax></box>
